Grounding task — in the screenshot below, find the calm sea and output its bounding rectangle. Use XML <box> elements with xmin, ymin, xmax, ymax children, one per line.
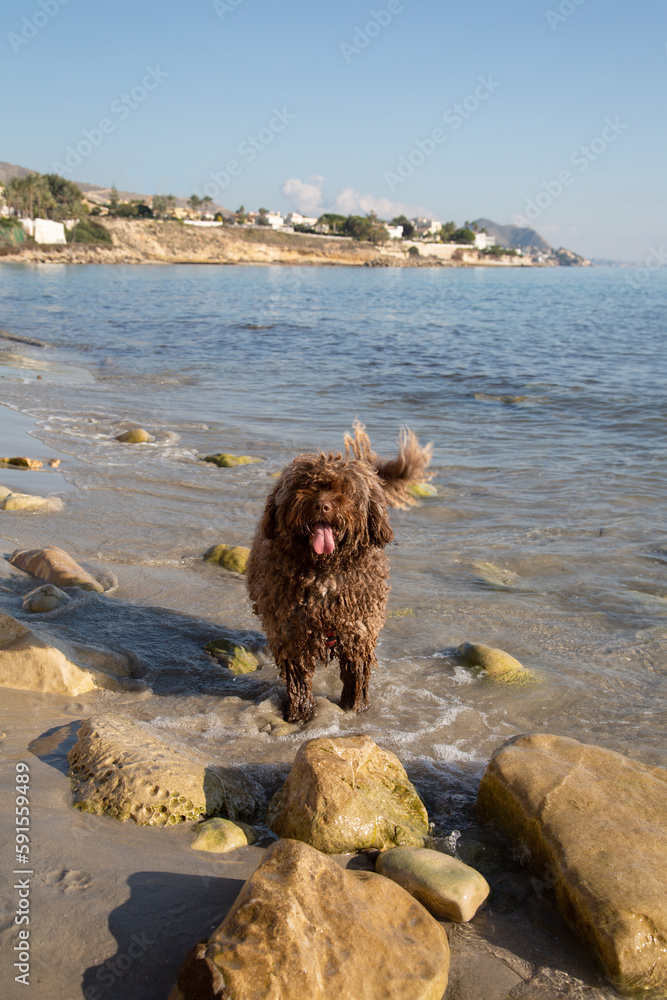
<box><xmin>0</xmin><ymin>263</ymin><xmax>665</xmax><ymax>822</ymax></box>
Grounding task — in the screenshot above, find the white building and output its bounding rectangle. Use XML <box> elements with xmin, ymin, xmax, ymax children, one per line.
<box><xmin>20</xmin><ymin>218</ymin><xmax>67</xmax><ymax>245</ymax></box>
<box><xmin>285</xmin><ymin>212</ymin><xmax>319</xmax><ymax>228</ymax></box>
<box><xmin>385</xmin><ymin>225</ymin><xmax>404</xmax><ymax>240</ymax></box>
<box><xmin>474</xmin><ymin>232</ymin><xmax>496</xmax><ymax>250</ymax></box>
<box><xmin>264</xmin><ymin>212</ymin><xmax>284</xmax><ymax>229</ymax></box>
<box><xmin>411</xmin><ymin>217</ymin><xmax>442</xmax><ymax>237</ymax></box>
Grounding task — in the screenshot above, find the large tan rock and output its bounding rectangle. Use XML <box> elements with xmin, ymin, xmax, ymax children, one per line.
<box><xmin>68</xmin><ymin>713</ymin><xmax>262</xmax><ymax>826</ymax></box>
<box><xmin>376</xmin><ymin>846</ymin><xmax>490</xmax><ymax>922</ymax></box>
<box><xmin>457</xmin><ymin>642</ymin><xmax>536</xmax><ymax>685</ymax></box>
<box><xmin>477</xmin><ymin>733</ymin><xmax>667</xmax><ymax>996</ymax></box>
<box><xmin>8</xmin><ymin>545</ymin><xmax>105</xmax><ymax>591</ymax></box>
<box><xmin>172</xmin><ymin>838</ymin><xmax>450</xmax><ymax>1000</ymax></box>
<box><xmin>267</xmin><ymin>735</ymin><xmax>429</xmax><ymax>853</ymax></box>
<box><xmin>0</xmin><ymin>612</ymin><xmax>134</xmax><ymax>694</ymax></box>
<box><xmin>116</xmin><ymin>427</ymin><xmax>152</xmax><ymax>443</ymax></box>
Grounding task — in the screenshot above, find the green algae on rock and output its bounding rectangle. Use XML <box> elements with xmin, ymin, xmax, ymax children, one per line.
<box><xmin>204</xmin><ymin>638</ymin><xmax>259</xmax><ymax>674</ymax></box>
<box><xmin>115</xmin><ymin>428</ymin><xmax>152</xmax><ymax>443</ymax></box>
<box><xmin>22</xmin><ymin>583</ymin><xmax>70</xmax><ymax>613</ymax></box>
<box><xmin>376</xmin><ymin>846</ymin><xmax>490</xmax><ymax>922</ymax></box>
<box><xmin>68</xmin><ymin>713</ymin><xmax>263</xmax><ymax>826</ymax></box>
<box><xmin>457</xmin><ymin>642</ymin><xmax>536</xmax><ymax>685</ymax></box>
<box><xmin>203</xmin><ymin>543</ymin><xmax>250</xmax><ymax>573</ymax></box>
<box><xmin>477</xmin><ymin>733</ymin><xmax>667</xmax><ymax>997</ymax></box>
<box><xmin>191</xmin><ymin>817</ymin><xmax>256</xmax><ymax>853</ymax></box>
<box><xmin>472</xmin><ymin>561</ymin><xmax>520</xmax><ymax>589</ymax></box>
<box><xmin>267</xmin><ymin>735</ymin><xmax>429</xmax><ymax>853</ymax></box>
<box><xmin>0</xmin><ymin>456</ymin><xmax>43</xmax><ymax>469</ymax></box>
<box><xmin>8</xmin><ymin>545</ymin><xmax>105</xmax><ymax>592</ymax></box>
<box><xmin>406</xmin><ymin>482</ymin><xmax>438</xmax><ymax>499</ymax></box>
<box><xmin>172</xmin><ymin>838</ymin><xmax>450</xmax><ymax>1000</ymax></box>
<box><xmin>200</xmin><ymin>452</ymin><xmax>260</xmax><ymax>468</ymax></box>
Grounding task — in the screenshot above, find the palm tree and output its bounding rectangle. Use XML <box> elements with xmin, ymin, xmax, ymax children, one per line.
<box><xmin>201</xmin><ymin>195</ymin><xmax>213</xmax><ymax>217</ymax></box>
<box><xmin>152</xmin><ymin>195</ymin><xmax>167</xmax><ymax>218</ymax></box>
<box><xmin>187</xmin><ymin>194</ymin><xmax>202</xmax><ymax>216</ymax></box>
<box><xmin>165</xmin><ymin>194</ymin><xmax>176</xmax><ymax>217</ymax></box>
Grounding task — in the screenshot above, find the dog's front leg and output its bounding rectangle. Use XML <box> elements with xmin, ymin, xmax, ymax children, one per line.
<box><xmin>338</xmin><ymin>654</ymin><xmax>371</xmax><ymax>714</ymax></box>
<box><xmin>279</xmin><ymin>658</ymin><xmax>316</xmax><ymax>724</ymax></box>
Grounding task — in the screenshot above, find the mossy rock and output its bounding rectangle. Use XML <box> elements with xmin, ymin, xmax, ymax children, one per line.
<box><xmin>267</xmin><ymin>735</ymin><xmax>429</xmax><ymax>853</ymax></box>
<box><xmin>201</xmin><ymin>453</ymin><xmax>260</xmax><ymax>468</ymax></box>
<box><xmin>0</xmin><ymin>456</ymin><xmax>43</xmax><ymax>469</ymax></box>
<box><xmin>68</xmin><ymin>713</ymin><xmax>263</xmax><ymax>826</ymax></box>
<box><xmin>472</xmin><ymin>562</ymin><xmax>519</xmax><ymax>589</ymax></box>
<box><xmin>407</xmin><ymin>482</ymin><xmax>438</xmax><ymax>499</ymax></box>
<box><xmin>205</xmin><ymin>639</ymin><xmax>259</xmax><ymax>674</ymax></box>
<box><xmin>116</xmin><ymin>428</ymin><xmax>152</xmax><ymax>444</ymax></box>
<box><xmin>204</xmin><ymin>543</ymin><xmax>250</xmax><ymax>574</ymax></box>
<box><xmin>457</xmin><ymin>642</ymin><xmax>536</xmax><ymax>685</ymax></box>
<box><xmin>191</xmin><ymin>817</ymin><xmax>257</xmax><ymax>853</ymax></box>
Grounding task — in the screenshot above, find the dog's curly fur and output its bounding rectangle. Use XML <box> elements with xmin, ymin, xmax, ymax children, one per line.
<box><xmin>246</xmin><ymin>423</ymin><xmax>433</xmax><ymax>723</ymax></box>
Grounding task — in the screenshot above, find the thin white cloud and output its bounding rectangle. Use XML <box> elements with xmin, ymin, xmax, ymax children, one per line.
<box><xmin>332</xmin><ymin>187</ymin><xmax>413</xmax><ymax>220</ymax></box>
<box><xmin>281</xmin><ymin>176</ymin><xmax>431</xmax><ymax>221</ymax></box>
<box><xmin>281</xmin><ymin>176</ymin><xmax>325</xmax><ymax>215</ymax></box>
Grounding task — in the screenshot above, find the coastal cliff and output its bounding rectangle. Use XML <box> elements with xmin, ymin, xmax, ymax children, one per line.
<box><xmin>0</xmin><ymin>218</ymin><xmax>546</xmax><ymax>267</ymax></box>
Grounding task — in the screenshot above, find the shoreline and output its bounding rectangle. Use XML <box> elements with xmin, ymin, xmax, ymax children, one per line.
<box><xmin>0</xmin><ymin>398</ymin><xmax>629</xmax><ymax>1000</ymax></box>
<box><xmin>0</xmin><ymin>218</ymin><xmax>545</xmax><ymax>268</ymax></box>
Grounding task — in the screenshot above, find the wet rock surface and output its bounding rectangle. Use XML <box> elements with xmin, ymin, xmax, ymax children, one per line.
<box><xmin>204</xmin><ymin>543</ymin><xmax>250</xmax><ymax>573</ymax></box>
<box><xmin>68</xmin><ymin>713</ymin><xmax>264</xmax><ymax>826</ymax></box>
<box><xmin>376</xmin><ymin>845</ymin><xmax>490</xmax><ymax>922</ymax></box>
<box><xmin>8</xmin><ymin>545</ymin><xmax>107</xmax><ymax>591</ymax></box>
<box><xmin>267</xmin><ymin>735</ymin><xmax>429</xmax><ymax>853</ymax></box>
<box><xmin>477</xmin><ymin>733</ymin><xmax>667</xmax><ymax>997</ymax></box>
<box><xmin>0</xmin><ymin>611</ymin><xmax>134</xmax><ymax>694</ymax></box>
<box><xmin>457</xmin><ymin>642</ymin><xmax>536</xmax><ymax>685</ymax></box>
<box><xmin>171</xmin><ymin>838</ymin><xmax>450</xmax><ymax>1000</ymax></box>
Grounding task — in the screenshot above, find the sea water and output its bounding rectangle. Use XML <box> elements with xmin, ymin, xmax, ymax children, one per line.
<box><xmin>0</xmin><ymin>262</ymin><xmax>665</xmax><ymax>825</ymax></box>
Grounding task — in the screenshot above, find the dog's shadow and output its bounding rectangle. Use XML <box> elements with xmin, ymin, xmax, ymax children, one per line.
<box><xmin>81</xmin><ymin>870</ymin><xmax>245</xmax><ymax>1000</ymax></box>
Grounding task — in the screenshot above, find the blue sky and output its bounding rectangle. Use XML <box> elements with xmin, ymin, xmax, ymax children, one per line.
<box><xmin>2</xmin><ymin>0</ymin><xmax>665</xmax><ymax>260</ymax></box>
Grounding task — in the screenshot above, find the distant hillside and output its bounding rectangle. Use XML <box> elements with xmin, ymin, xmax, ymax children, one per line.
<box><xmin>474</xmin><ymin>217</ymin><xmax>552</xmax><ymax>252</ymax></box>
<box><xmin>0</xmin><ymin>162</ymin><xmax>35</xmax><ymax>184</ymax></box>
<box><xmin>0</xmin><ymin>161</ymin><xmax>229</xmax><ymax>215</ymax></box>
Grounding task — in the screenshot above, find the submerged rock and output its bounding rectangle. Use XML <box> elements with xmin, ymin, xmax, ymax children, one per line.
<box><xmin>0</xmin><ymin>456</ymin><xmax>43</xmax><ymax>469</ymax></box>
<box><xmin>115</xmin><ymin>427</ymin><xmax>152</xmax><ymax>443</ymax></box>
<box><xmin>68</xmin><ymin>713</ymin><xmax>263</xmax><ymax>826</ymax></box>
<box><xmin>0</xmin><ymin>612</ymin><xmax>134</xmax><ymax>695</ymax></box>
<box><xmin>457</xmin><ymin>642</ymin><xmax>536</xmax><ymax>684</ymax></box>
<box><xmin>204</xmin><ymin>638</ymin><xmax>258</xmax><ymax>674</ymax></box>
<box><xmin>267</xmin><ymin>735</ymin><xmax>429</xmax><ymax>853</ymax></box>
<box><xmin>477</xmin><ymin>733</ymin><xmax>667</xmax><ymax>996</ymax></box>
<box><xmin>172</xmin><ymin>838</ymin><xmax>450</xmax><ymax>1000</ymax></box>
<box><xmin>22</xmin><ymin>583</ymin><xmax>70</xmax><ymax>613</ymax></box>
<box><xmin>191</xmin><ymin>817</ymin><xmax>256</xmax><ymax>853</ymax></box>
<box><xmin>8</xmin><ymin>545</ymin><xmax>105</xmax><ymax>592</ymax></box>
<box><xmin>203</xmin><ymin>543</ymin><xmax>250</xmax><ymax>573</ymax></box>
<box><xmin>472</xmin><ymin>561</ymin><xmax>519</xmax><ymax>589</ymax></box>
<box><xmin>1</xmin><ymin>492</ymin><xmax>64</xmax><ymax>513</ymax></box>
<box><xmin>407</xmin><ymin>482</ymin><xmax>438</xmax><ymax>499</ymax></box>
<box><xmin>376</xmin><ymin>846</ymin><xmax>490</xmax><ymax>922</ymax></box>
<box><xmin>201</xmin><ymin>452</ymin><xmax>260</xmax><ymax>468</ymax></box>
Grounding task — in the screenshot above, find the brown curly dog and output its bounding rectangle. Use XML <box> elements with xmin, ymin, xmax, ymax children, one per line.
<box><xmin>246</xmin><ymin>423</ymin><xmax>433</xmax><ymax>723</ymax></box>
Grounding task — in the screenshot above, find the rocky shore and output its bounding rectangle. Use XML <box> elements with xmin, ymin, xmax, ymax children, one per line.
<box><xmin>0</xmin><ymin>218</ymin><xmax>533</xmax><ymax>268</ymax></box>
<box><xmin>1</xmin><ymin>531</ymin><xmax>665</xmax><ymax>999</ymax></box>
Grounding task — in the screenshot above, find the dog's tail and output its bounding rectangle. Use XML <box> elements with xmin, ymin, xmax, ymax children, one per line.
<box><xmin>344</xmin><ymin>421</ymin><xmax>434</xmax><ymax>509</ymax></box>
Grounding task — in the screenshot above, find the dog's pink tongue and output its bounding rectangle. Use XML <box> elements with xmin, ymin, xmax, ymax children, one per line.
<box><xmin>312</xmin><ymin>523</ymin><xmax>335</xmax><ymax>555</ymax></box>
